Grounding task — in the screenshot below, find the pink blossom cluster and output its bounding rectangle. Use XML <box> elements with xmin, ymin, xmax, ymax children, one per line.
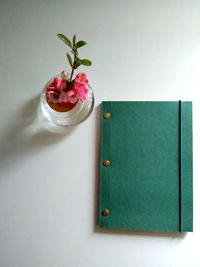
<box><xmin>47</xmin><ymin>72</ymin><xmax>89</xmax><ymax>104</ymax></box>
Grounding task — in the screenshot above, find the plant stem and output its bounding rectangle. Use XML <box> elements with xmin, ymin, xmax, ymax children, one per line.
<box><xmin>70</xmin><ymin>47</ymin><xmax>76</xmax><ymax>82</ymax></box>
<box><xmin>70</xmin><ymin>66</ymin><xmax>75</xmax><ymax>81</ymax></box>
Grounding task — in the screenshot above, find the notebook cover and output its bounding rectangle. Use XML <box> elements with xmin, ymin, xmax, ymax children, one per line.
<box><xmin>99</xmin><ymin>101</ymin><xmax>193</xmax><ymax>232</ymax></box>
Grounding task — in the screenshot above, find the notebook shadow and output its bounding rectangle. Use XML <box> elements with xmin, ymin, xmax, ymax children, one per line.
<box><xmin>94</xmin><ymin>225</ymin><xmax>187</xmax><ymax>238</ymax></box>
<box><xmin>93</xmin><ymin>104</ymin><xmax>187</xmax><ymax>239</ymax></box>
<box><xmin>0</xmin><ymin>94</ymin><xmax>76</xmax><ymax>174</ymax></box>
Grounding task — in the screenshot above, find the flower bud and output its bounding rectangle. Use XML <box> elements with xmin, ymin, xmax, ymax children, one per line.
<box><xmin>60</xmin><ymin>70</ymin><xmax>70</xmax><ymax>81</ymax></box>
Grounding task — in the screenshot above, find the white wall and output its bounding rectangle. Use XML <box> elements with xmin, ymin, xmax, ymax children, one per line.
<box><xmin>0</xmin><ymin>0</ymin><xmax>200</xmax><ymax>266</ymax></box>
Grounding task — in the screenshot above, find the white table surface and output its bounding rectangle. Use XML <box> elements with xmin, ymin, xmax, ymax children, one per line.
<box><xmin>0</xmin><ymin>1</ymin><xmax>200</xmax><ymax>266</ymax></box>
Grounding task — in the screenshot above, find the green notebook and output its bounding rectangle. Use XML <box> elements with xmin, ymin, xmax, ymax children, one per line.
<box><xmin>99</xmin><ymin>101</ymin><xmax>193</xmax><ymax>232</ymax></box>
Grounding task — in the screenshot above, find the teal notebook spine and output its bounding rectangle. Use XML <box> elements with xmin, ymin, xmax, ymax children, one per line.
<box><xmin>179</xmin><ymin>101</ymin><xmax>193</xmax><ymax>232</ymax></box>
<box><xmin>99</xmin><ymin>102</ymin><xmax>112</xmax><ymax>228</ymax></box>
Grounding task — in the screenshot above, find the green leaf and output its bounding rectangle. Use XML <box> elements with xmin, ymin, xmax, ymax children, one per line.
<box><xmin>81</xmin><ymin>59</ymin><xmax>92</xmax><ymax>66</ymax></box>
<box><xmin>72</xmin><ymin>34</ymin><xmax>76</xmax><ymax>48</ymax></box>
<box><xmin>57</xmin><ymin>33</ymin><xmax>72</xmax><ymax>48</ymax></box>
<box><xmin>66</xmin><ymin>53</ymin><xmax>73</xmax><ymax>68</ymax></box>
<box><xmin>74</xmin><ymin>57</ymin><xmax>82</xmax><ymax>69</ymax></box>
<box><xmin>75</xmin><ymin>40</ymin><xmax>87</xmax><ymax>49</ymax></box>
<box><xmin>74</xmin><ymin>57</ymin><xmax>92</xmax><ymax>69</ymax></box>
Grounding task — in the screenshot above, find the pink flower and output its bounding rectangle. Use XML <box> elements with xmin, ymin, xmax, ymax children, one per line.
<box><xmin>58</xmin><ymin>92</ymin><xmax>69</xmax><ymax>103</ymax></box>
<box><xmin>53</xmin><ymin>77</ymin><xmax>66</xmax><ymax>91</ymax></box>
<box><xmin>74</xmin><ymin>84</ymin><xmax>88</xmax><ymax>102</ymax></box>
<box><xmin>47</xmin><ymin>90</ymin><xmax>59</xmax><ymax>103</ymax></box>
<box><xmin>68</xmin><ymin>95</ymin><xmax>78</xmax><ymax>103</ymax></box>
<box><xmin>75</xmin><ymin>72</ymin><xmax>88</xmax><ymax>86</ymax></box>
<box><xmin>58</xmin><ymin>90</ymin><xmax>78</xmax><ymax>104</ymax></box>
<box><xmin>46</xmin><ymin>73</ymin><xmax>89</xmax><ymax>104</ymax></box>
<box><xmin>73</xmin><ymin>73</ymin><xmax>89</xmax><ymax>102</ymax></box>
<box><xmin>46</xmin><ymin>77</ymin><xmax>67</xmax><ymax>103</ymax></box>
<box><xmin>67</xmin><ymin>90</ymin><xmax>78</xmax><ymax>104</ymax></box>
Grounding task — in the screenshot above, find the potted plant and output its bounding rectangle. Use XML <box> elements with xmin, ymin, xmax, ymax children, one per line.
<box><xmin>41</xmin><ymin>33</ymin><xmax>94</xmax><ymax>126</ymax></box>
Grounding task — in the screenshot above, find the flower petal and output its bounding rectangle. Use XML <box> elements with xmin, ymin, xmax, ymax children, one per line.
<box><xmin>59</xmin><ymin>80</ymin><xmax>67</xmax><ymax>91</ymax></box>
<box><xmin>58</xmin><ymin>92</ymin><xmax>69</xmax><ymax>103</ymax></box>
<box><xmin>75</xmin><ymin>72</ymin><xmax>88</xmax><ymax>85</ymax></box>
<box><xmin>53</xmin><ymin>77</ymin><xmax>62</xmax><ymax>90</ymax></box>
<box><xmin>68</xmin><ymin>95</ymin><xmax>78</xmax><ymax>104</ymax></box>
<box><xmin>67</xmin><ymin>90</ymin><xmax>75</xmax><ymax>97</ymax></box>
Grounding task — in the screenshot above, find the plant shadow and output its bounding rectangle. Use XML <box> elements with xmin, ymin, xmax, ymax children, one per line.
<box><xmin>0</xmin><ymin>94</ymin><xmax>76</xmax><ymax>173</ymax></box>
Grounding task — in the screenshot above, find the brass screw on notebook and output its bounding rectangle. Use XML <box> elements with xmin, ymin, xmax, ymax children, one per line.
<box><xmin>103</xmin><ymin>159</ymin><xmax>110</xmax><ymax>167</ymax></box>
<box><xmin>102</xmin><ymin>209</ymin><xmax>110</xmax><ymax>216</ymax></box>
<box><xmin>104</xmin><ymin>112</ymin><xmax>111</xmax><ymax>119</ymax></box>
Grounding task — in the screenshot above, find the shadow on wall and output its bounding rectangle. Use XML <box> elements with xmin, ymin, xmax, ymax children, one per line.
<box><xmin>0</xmin><ymin>95</ymin><xmax>76</xmax><ymax>172</ymax></box>
<box><xmin>92</xmin><ymin>104</ymin><xmax>187</xmax><ymax>239</ymax></box>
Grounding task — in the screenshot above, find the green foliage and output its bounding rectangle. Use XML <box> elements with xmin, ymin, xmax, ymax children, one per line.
<box><xmin>57</xmin><ymin>34</ymin><xmax>72</xmax><ymax>48</ymax></box>
<box><xmin>57</xmin><ymin>33</ymin><xmax>92</xmax><ymax>81</ymax></box>
<box><xmin>75</xmin><ymin>40</ymin><xmax>87</xmax><ymax>48</ymax></box>
<box><xmin>72</xmin><ymin>34</ymin><xmax>76</xmax><ymax>48</ymax></box>
<box><xmin>74</xmin><ymin>57</ymin><xmax>82</xmax><ymax>69</ymax></box>
<box><xmin>66</xmin><ymin>53</ymin><xmax>73</xmax><ymax>68</ymax></box>
<box><xmin>81</xmin><ymin>59</ymin><xmax>92</xmax><ymax>66</ymax></box>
